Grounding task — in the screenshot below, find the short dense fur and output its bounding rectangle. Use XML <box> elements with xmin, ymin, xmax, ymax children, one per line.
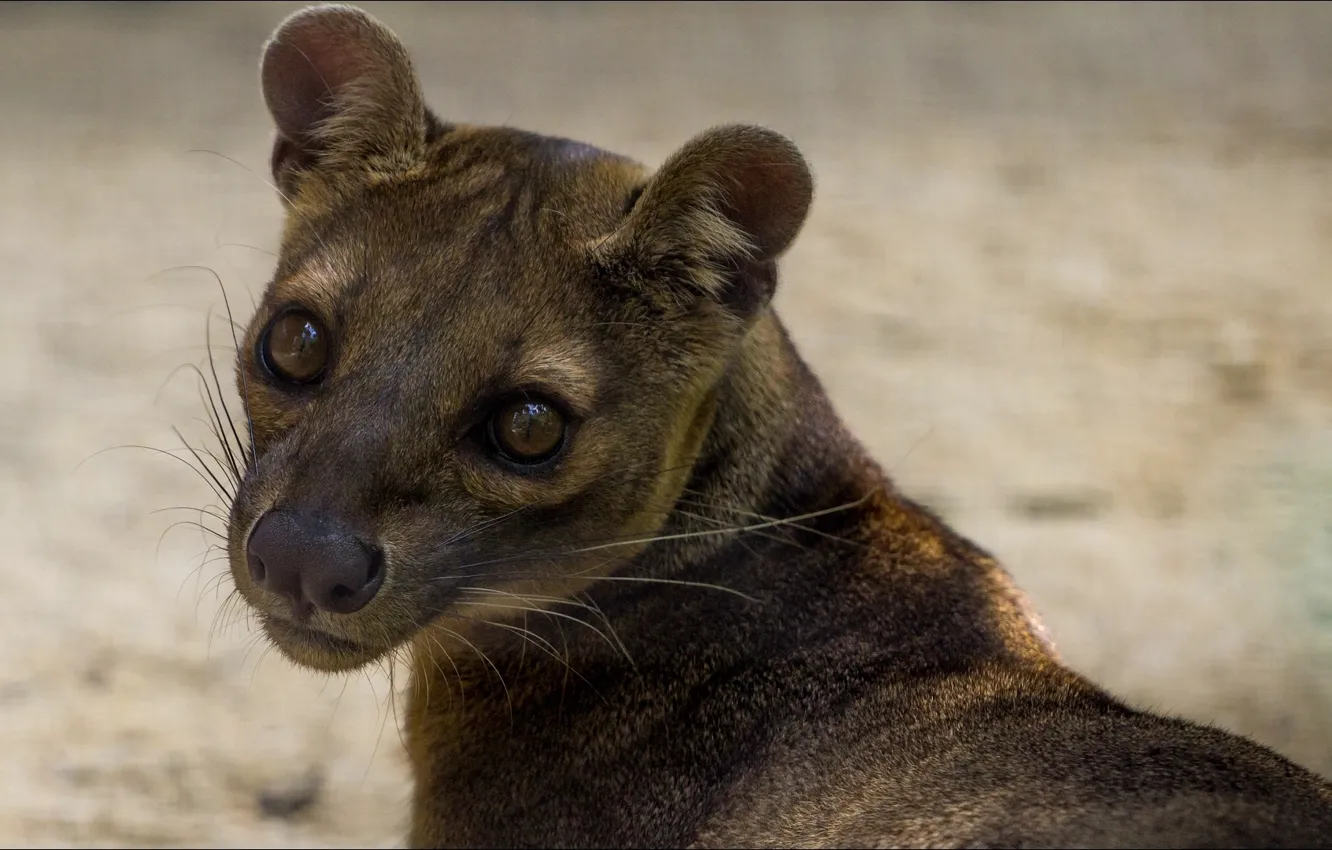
<box><xmin>224</xmin><ymin>5</ymin><xmax>1332</xmax><ymax>847</ymax></box>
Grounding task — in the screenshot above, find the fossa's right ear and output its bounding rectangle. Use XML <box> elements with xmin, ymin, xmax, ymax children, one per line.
<box><xmin>260</xmin><ymin>3</ymin><xmax>429</xmax><ymax>198</ymax></box>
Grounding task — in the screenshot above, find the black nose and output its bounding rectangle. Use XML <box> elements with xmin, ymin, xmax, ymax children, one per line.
<box><xmin>246</xmin><ymin>509</ymin><xmax>384</xmax><ymax>617</ymax></box>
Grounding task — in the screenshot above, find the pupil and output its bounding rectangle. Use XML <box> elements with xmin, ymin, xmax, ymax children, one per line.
<box><xmin>266</xmin><ymin>312</ymin><xmax>325</xmax><ymax>382</ymax></box>
<box><xmin>503</xmin><ymin>401</ymin><xmax>560</xmax><ymax>459</ymax></box>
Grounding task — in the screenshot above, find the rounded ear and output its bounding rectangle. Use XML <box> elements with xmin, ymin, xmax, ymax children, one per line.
<box><xmin>690</xmin><ymin>125</ymin><xmax>813</xmax><ymax>262</ymax></box>
<box><xmin>260</xmin><ymin>3</ymin><xmax>428</xmax><ymax>190</ymax></box>
<box><xmin>605</xmin><ymin>125</ymin><xmax>814</xmax><ymax>314</ymax></box>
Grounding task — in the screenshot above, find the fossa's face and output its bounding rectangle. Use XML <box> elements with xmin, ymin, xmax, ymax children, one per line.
<box><xmin>226</xmin><ymin>4</ymin><xmax>811</xmax><ymax>672</ymax></box>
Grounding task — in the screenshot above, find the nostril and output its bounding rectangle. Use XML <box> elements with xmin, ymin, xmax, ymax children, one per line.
<box><xmin>324</xmin><ymin>546</ymin><xmax>385</xmax><ymax>614</ymax></box>
<box><xmin>334</xmin><ymin>547</ymin><xmax>385</xmax><ymax>606</ymax></box>
<box><xmin>365</xmin><ymin>549</ymin><xmax>384</xmax><ymax>585</ymax></box>
<box><xmin>246</xmin><ymin>541</ymin><xmax>269</xmax><ymax>586</ymax></box>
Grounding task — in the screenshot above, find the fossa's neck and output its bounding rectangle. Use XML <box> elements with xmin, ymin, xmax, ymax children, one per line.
<box><xmin>646</xmin><ymin>309</ymin><xmax>883</xmax><ymax>571</ymax></box>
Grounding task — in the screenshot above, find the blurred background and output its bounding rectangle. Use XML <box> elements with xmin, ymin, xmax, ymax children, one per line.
<box><xmin>3</xmin><ymin>0</ymin><xmax>1332</xmax><ymax>846</ymax></box>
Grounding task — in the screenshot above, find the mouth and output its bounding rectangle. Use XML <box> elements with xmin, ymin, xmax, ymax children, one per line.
<box><xmin>261</xmin><ymin>615</ymin><xmax>382</xmax><ymax>672</ymax></box>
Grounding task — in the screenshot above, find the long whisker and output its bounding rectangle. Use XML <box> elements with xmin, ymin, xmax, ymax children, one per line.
<box><xmin>207</xmin><ymin>588</ymin><xmax>244</xmax><ymax>659</ymax></box>
<box><xmin>185</xmin><ymin>434</ymin><xmax>241</xmax><ymax>490</ymax></box>
<box><xmin>574</xmin><ymin>591</ymin><xmax>633</xmax><ymax>669</ymax></box>
<box><xmin>672</xmin><ymin>504</ymin><xmax>805</xmax><ymax>552</ymax></box>
<box><xmin>363</xmin><ymin>653</ymin><xmax>407</xmax><ymax>791</ymax></box>
<box><xmin>435</xmin><ymin>491</ymin><xmax>874</xmax><ymax>599</ymax></box>
<box><xmin>549</xmin><ymin>492</ymin><xmax>875</xmax><ymax>559</ymax></box>
<box><xmin>159</xmin><ymin>517</ymin><xmax>225</xmax><ymax>545</ymax></box>
<box><xmin>456</xmin><ymin>586</ymin><xmax>608</xmax><ymax>619</ymax></box>
<box><xmin>454</xmin><ymin>615</ymin><xmax>607</xmax><ymax>707</ymax></box>
<box><xmin>323</xmin><ymin>674</ymin><xmax>354</xmax><ymax>739</ymax></box>
<box><xmin>212</xmin><ymin>270</ymin><xmax>258</xmax><ymax>470</ymax></box>
<box><xmin>455</xmin><ymin>592</ymin><xmax>627</xmax><ymax>662</ymax></box>
<box><xmin>442</xmin><ymin>500</ymin><xmax>539</xmax><ymax>548</ymax></box>
<box><xmin>425</xmin><ymin>630</ymin><xmax>466</xmax><ymax>709</ymax></box>
<box><xmin>435</xmin><ymin>625</ymin><xmax>514</xmax><ymax>727</ymax></box>
<box><xmin>438</xmin><ymin>548</ymin><xmax>760</xmax><ymax>604</ymax></box>
<box><xmin>190</xmin><ymin>367</ymin><xmax>238</xmax><ymax>487</ymax></box>
<box><xmin>426</xmin><ymin>500</ymin><xmax>699</xmax><ymax>576</ymax></box>
<box><xmin>678</xmin><ymin>486</ymin><xmax>869</xmax><ymax>550</ymax></box>
<box><xmin>544</xmin><ymin>573</ymin><xmax>758</xmax><ymax>602</ymax></box>
<box><xmin>151</xmin><ymin>504</ymin><xmax>231</xmax><ymax>524</ymax></box>
<box><xmin>174</xmin><ymin>543</ymin><xmax>226</xmax><ymax>603</ymax></box>
<box><xmin>160</xmin><ymin>264</ymin><xmax>256</xmax><ymax>475</ymax></box>
<box><xmin>188</xmin><ymin>410</ymin><xmax>238</xmax><ymax>481</ymax></box>
<box><xmin>441</xmin><ymin>457</ymin><xmax>704</xmax><ymax>549</ymax></box>
<box><xmin>80</xmin><ymin>442</ymin><xmax>230</xmax><ymax>503</ymax></box>
<box><xmin>215</xmin><ymin>241</ymin><xmax>277</xmax><ymax>258</ymax></box>
<box><xmin>172</xmin><ymin>425</ymin><xmax>235</xmax><ymax>502</ymax></box>
<box><xmin>199</xmin><ymin>564</ymin><xmax>237</xmax><ymax>601</ymax></box>
<box><xmin>202</xmin><ymin>312</ymin><xmax>247</xmax><ymax>480</ymax></box>
<box><xmin>186</xmin><ymin>149</ymin><xmax>294</xmax><ymax>206</ymax></box>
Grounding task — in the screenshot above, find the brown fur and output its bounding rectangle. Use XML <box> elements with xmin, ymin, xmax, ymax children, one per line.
<box><xmin>222</xmin><ymin>5</ymin><xmax>1332</xmax><ymax>847</ymax></box>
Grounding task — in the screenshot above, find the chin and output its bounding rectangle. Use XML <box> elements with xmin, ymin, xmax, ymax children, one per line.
<box><xmin>261</xmin><ymin>615</ymin><xmax>389</xmax><ymax>673</ymax></box>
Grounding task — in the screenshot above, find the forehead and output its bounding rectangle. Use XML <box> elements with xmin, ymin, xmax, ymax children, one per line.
<box><xmin>261</xmin><ymin>128</ymin><xmax>646</xmax><ymax>403</ymax></box>
<box><xmin>276</xmin><ymin>126</ymin><xmax>644</xmax><ymax>300</ymax></box>
<box><xmin>284</xmin><ymin>126</ymin><xmax>642</xmax><ymax>255</ymax></box>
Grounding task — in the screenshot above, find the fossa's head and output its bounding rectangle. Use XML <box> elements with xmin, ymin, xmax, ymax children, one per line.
<box><xmin>228</xmin><ymin>3</ymin><xmax>813</xmax><ymax>672</ymax></box>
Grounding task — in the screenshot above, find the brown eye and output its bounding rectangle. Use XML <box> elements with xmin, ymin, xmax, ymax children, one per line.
<box><xmin>260</xmin><ymin>309</ymin><xmax>329</xmax><ymax>384</ymax></box>
<box><xmin>489</xmin><ymin>398</ymin><xmax>566</xmax><ymax>465</ymax></box>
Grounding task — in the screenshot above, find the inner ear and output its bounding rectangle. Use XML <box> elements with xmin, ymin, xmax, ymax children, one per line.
<box><xmin>707</xmin><ymin>130</ymin><xmax>814</xmax><ymax>262</ymax></box>
<box><xmin>260</xmin><ymin>4</ymin><xmax>428</xmax><ymax>186</ymax></box>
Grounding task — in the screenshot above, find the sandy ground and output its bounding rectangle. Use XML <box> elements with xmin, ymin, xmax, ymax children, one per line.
<box><xmin>3</xmin><ymin>1</ymin><xmax>1332</xmax><ymax>846</ymax></box>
